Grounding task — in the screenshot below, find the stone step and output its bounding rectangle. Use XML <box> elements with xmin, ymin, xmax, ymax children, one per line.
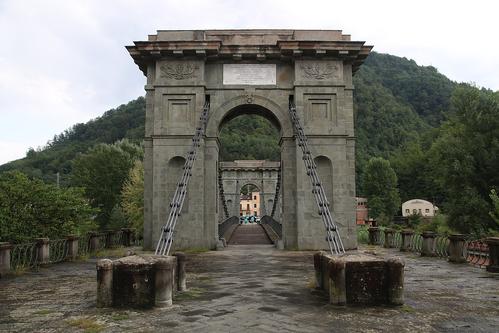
<box><xmin>228</xmin><ymin>224</ymin><xmax>273</xmax><ymax>245</ymax></box>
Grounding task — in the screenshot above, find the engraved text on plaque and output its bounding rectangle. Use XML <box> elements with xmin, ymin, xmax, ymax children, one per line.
<box><xmin>223</xmin><ymin>64</ymin><xmax>276</xmax><ymax>85</ymax></box>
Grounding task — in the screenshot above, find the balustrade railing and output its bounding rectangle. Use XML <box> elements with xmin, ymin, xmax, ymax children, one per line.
<box><xmin>1</xmin><ymin>228</ymin><xmax>139</xmax><ymax>277</ymax></box>
<box><xmin>359</xmin><ymin>226</ymin><xmax>496</xmax><ymax>270</ymax></box>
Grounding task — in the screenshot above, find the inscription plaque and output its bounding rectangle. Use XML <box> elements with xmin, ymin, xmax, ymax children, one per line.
<box><xmin>223</xmin><ymin>64</ymin><xmax>276</xmax><ymax>85</ymax></box>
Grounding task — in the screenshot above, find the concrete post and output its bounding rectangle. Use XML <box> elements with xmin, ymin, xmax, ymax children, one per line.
<box><xmin>328</xmin><ymin>258</ymin><xmax>346</xmax><ymax>305</ymax></box>
<box><xmin>0</xmin><ymin>242</ymin><xmax>13</xmax><ymax>277</ymax></box>
<box><xmin>485</xmin><ymin>237</ymin><xmax>499</xmax><ymax>273</ymax></box>
<box><xmin>154</xmin><ymin>256</ymin><xmax>175</xmax><ymax>308</ymax></box>
<box><xmin>421</xmin><ymin>231</ymin><xmax>436</xmax><ymax>257</ymax></box>
<box><xmin>96</xmin><ymin>259</ymin><xmax>113</xmax><ymax>307</ymax></box>
<box><xmin>368</xmin><ymin>227</ymin><xmax>380</xmax><ymax>245</ymax></box>
<box><xmin>313</xmin><ymin>252</ymin><xmax>323</xmax><ymax>289</ymax></box>
<box><xmin>174</xmin><ymin>252</ymin><xmax>187</xmax><ymax>291</ymax></box>
<box><xmin>88</xmin><ymin>232</ymin><xmax>100</xmax><ymax>253</ymax></box>
<box><xmin>35</xmin><ymin>238</ymin><xmax>50</xmax><ymax>264</ymax></box>
<box><xmin>448</xmin><ymin>234</ymin><xmax>467</xmax><ymax>263</ymax></box>
<box><xmin>400</xmin><ymin>230</ymin><xmax>414</xmax><ymax>252</ymax></box>
<box><xmin>383</xmin><ymin>228</ymin><xmax>394</xmax><ymax>248</ymax></box>
<box><xmin>386</xmin><ymin>257</ymin><xmax>405</xmax><ymax>305</ymax></box>
<box><xmin>66</xmin><ymin>235</ymin><xmax>79</xmax><ymax>261</ymax></box>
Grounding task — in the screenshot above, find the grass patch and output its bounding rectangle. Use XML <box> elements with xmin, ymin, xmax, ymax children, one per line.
<box><xmin>94</xmin><ymin>247</ymin><xmax>127</xmax><ymax>258</ymax></box>
<box><xmin>400</xmin><ymin>304</ymin><xmax>415</xmax><ymax>313</ymax></box>
<box><xmin>34</xmin><ymin>309</ymin><xmax>55</xmax><ymax>316</ymax></box>
<box><xmin>111</xmin><ymin>313</ymin><xmax>129</xmax><ymax>321</ymax></box>
<box><xmin>197</xmin><ymin>276</ymin><xmax>212</xmax><ymax>281</ymax></box>
<box><xmin>173</xmin><ymin>287</ymin><xmax>205</xmax><ymax>301</ymax></box>
<box><xmin>67</xmin><ymin>317</ymin><xmax>105</xmax><ymax>333</ymax></box>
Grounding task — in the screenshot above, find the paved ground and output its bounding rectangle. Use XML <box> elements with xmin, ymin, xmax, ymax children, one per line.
<box><xmin>0</xmin><ymin>245</ymin><xmax>498</xmax><ymax>333</ymax></box>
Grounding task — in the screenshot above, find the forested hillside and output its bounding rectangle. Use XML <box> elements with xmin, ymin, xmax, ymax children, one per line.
<box><xmin>2</xmin><ymin>51</ymin><xmax>498</xmax><ymax>236</ymax></box>
<box><xmin>0</xmin><ymin>52</ymin><xmax>454</xmax><ymax>187</ymax></box>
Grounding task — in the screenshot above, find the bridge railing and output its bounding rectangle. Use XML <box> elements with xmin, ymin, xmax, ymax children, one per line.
<box><xmin>218</xmin><ymin>216</ymin><xmax>239</xmax><ymax>242</ymax></box>
<box><xmin>260</xmin><ymin>215</ymin><xmax>282</xmax><ymax>243</ymax></box>
<box><xmin>359</xmin><ymin>226</ymin><xmax>496</xmax><ymax>271</ymax></box>
<box><xmin>0</xmin><ymin>228</ymin><xmax>139</xmax><ymax>277</ymax></box>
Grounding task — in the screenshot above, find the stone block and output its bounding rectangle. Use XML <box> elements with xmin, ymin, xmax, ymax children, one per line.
<box><xmin>314</xmin><ymin>252</ymin><xmax>404</xmax><ymax>306</ymax></box>
<box><xmin>66</xmin><ymin>235</ymin><xmax>79</xmax><ymax>261</ymax></box>
<box><xmin>0</xmin><ymin>242</ymin><xmax>13</xmax><ymax>277</ymax></box>
<box><xmin>448</xmin><ymin>234</ymin><xmax>467</xmax><ymax>263</ymax></box>
<box><xmin>35</xmin><ymin>238</ymin><xmax>50</xmax><ymax>264</ymax></box>
<box><xmin>485</xmin><ymin>237</ymin><xmax>499</xmax><ymax>273</ymax></box>
<box><xmin>96</xmin><ymin>255</ymin><xmax>182</xmax><ymax>309</ymax></box>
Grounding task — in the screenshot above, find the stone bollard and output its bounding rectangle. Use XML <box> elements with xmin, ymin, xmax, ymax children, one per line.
<box><xmin>485</xmin><ymin>237</ymin><xmax>499</xmax><ymax>273</ymax></box>
<box><xmin>421</xmin><ymin>231</ymin><xmax>437</xmax><ymax>257</ymax></box>
<box><xmin>154</xmin><ymin>256</ymin><xmax>175</xmax><ymax>308</ymax></box>
<box><xmin>328</xmin><ymin>257</ymin><xmax>346</xmax><ymax>305</ymax></box>
<box><xmin>96</xmin><ymin>259</ymin><xmax>113</xmax><ymax>307</ymax></box>
<box><xmin>368</xmin><ymin>227</ymin><xmax>380</xmax><ymax>245</ymax></box>
<box><xmin>383</xmin><ymin>228</ymin><xmax>395</xmax><ymax>248</ymax></box>
<box><xmin>0</xmin><ymin>242</ymin><xmax>13</xmax><ymax>277</ymax></box>
<box><xmin>174</xmin><ymin>252</ymin><xmax>187</xmax><ymax>291</ymax></box>
<box><xmin>88</xmin><ymin>232</ymin><xmax>100</xmax><ymax>253</ymax></box>
<box><xmin>313</xmin><ymin>252</ymin><xmax>324</xmax><ymax>289</ymax></box>
<box><xmin>386</xmin><ymin>257</ymin><xmax>405</xmax><ymax>305</ymax></box>
<box><xmin>448</xmin><ymin>234</ymin><xmax>467</xmax><ymax>263</ymax></box>
<box><xmin>400</xmin><ymin>230</ymin><xmax>414</xmax><ymax>252</ymax></box>
<box><xmin>66</xmin><ymin>235</ymin><xmax>79</xmax><ymax>261</ymax></box>
<box><xmin>35</xmin><ymin>238</ymin><xmax>50</xmax><ymax>264</ymax></box>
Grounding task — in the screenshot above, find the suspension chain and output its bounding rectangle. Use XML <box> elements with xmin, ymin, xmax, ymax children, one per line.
<box><xmin>270</xmin><ymin>168</ymin><xmax>281</xmax><ymax>219</ymax></box>
<box><xmin>155</xmin><ymin>100</ymin><xmax>210</xmax><ymax>256</ymax></box>
<box><xmin>288</xmin><ymin>101</ymin><xmax>345</xmax><ymax>255</ymax></box>
<box><xmin>218</xmin><ymin>169</ymin><xmax>230</xmax><ymax>220</ymax></box>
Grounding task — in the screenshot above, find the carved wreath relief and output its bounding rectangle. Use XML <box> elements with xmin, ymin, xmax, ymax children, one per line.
<box><xmin>160</xmin><ymin>63</ymin><xmax>198</xmax><ymax>80</ymax></box>
<box><xmin>300</xmin><ymin>63</ymin><xmax>339</xmax><ymax>80</ymax></box>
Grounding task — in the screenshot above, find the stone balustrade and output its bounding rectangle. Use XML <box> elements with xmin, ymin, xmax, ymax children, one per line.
<box><xmin>0</xmin><ymin>228</ymin><xmax>138</xmax><ymax>277</ymax></box>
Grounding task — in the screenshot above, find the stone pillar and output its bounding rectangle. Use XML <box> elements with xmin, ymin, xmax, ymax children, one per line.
<box><xmin>485</xmin><ymin>237</ymin><xmax>499</xmax><ymax>273</ymax></box>
<box><xmin>328</xmin><ymin>257</ymin><xmax>346</xmax><ymax>305</ymax></box>
<box><xmin>96</xmin><ymin>259</ymin><xmax>113</xmax><ymax>307</ymax></box>
<box><xmin>0</xmin><ymin>242</ymin><xmax>13</xmax><ymax>277</ymax></box>
<box><xmin>368</xmin><ymin>227</ymin><xmax>380</xmax><ymax>245</ymax></box>
<box><xmin>421</xmin><ymin>231</ymin><xmax>436</xmax><ymax>257</ymax></box>
<box><xmin>383</xmin><ymin>228</ymin><xmax>394</xmax><ymax>248</ymax></box>
<box><xmin>154</xmin><ymin>256</ymin><xmax>175</xmax><ymax>308</ymax></box>
<box><xmin>448</xmin><ymin>234</ymin><xmax>467</xmax><ymax>263</ymax></box>
<box><xmin>386</xmin><ymin>258</ymin><xmax>405</xmax><ymax>305</ymax></box>
<box><xmin>35</xmin><ymin>238</ymin><xmax>50</xmax><ymax>264</ymax></box>
<box><xmin>88</xmin><ymin>232</ymin><xmax>100</xmax><ymax>253</ymax></box>
<box><xmin>313</xmin><ymin>252</ymin><xmax>323</xmax><ymax>289</ymax></box>
<box><xmin>66</xmin><ymin>235</ymin><xmax>79</xmax><ymax>261</ymax></box>
<box><xmin>174</xmin><ymin>252</ymin><xmax>187</xmax><ymax>291</ymax></box>
<box><xmin>400</xmin><ymin>230</ymin><xmax>414</xmax><ymax>252</ymax></box>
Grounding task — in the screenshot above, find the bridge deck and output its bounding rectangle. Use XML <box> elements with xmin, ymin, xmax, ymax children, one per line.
<box><xmin>1</xmin><ymin>246</ymin><xmax>498</xmax><ymax>332</ymax></box>
<box><xmin>228</xmin><ymin>223</ymin><xmax>273</xmax><ymax>245</ymax></box>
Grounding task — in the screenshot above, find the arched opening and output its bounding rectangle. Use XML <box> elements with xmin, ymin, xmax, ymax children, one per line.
<box><xmin>217</xmin><ymin>103</ymin><xmax>282</xmax><ymax>244</ymax></box>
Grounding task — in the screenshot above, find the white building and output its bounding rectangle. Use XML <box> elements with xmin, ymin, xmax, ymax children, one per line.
<box><xmin>402</xmin><ymin>199</ymin><xmax>439</xmax><ymax>217</ymax></box>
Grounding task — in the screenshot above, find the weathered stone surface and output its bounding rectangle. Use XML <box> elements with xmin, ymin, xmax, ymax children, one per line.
<box><xmin>485</xmin><ymin>237</ymin><xmax>499</xmax><ymax>273</ymax></box>
<box><xmin>127</xmin><ymin>30</ymin><xmax>372</xmax><ymax>252</ymax></box>
<box><xmin>318</xmin><ymin>252</ymin><xmax>404</xmax><ymax>305</ymax></box>
<box><xmin>0</xmin><ymin>242</ymin><xmax>13</xmax><ymax>277</ymax></box>
<box><xmin>1</xmin><ymin>246</ymin><xmax>499</xmax><ymax>332</ymax></box>
<box><xmin>448</xmin><ymin>234</ymin><xmax>467</xmax><ymax>263</ymax></box>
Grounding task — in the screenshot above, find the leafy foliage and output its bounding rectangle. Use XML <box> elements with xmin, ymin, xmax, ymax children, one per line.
<box><xmin>121</xmin><ymin>160</ymin><xmax>144</xmax><ymax>236</ymax></box>
<box><xmin>71</xmin><ymin>140</ymin><xmax>143</xmax><ymax>230</ymax></box>
<box><xmin>362</xmin><ymin>157</ymin><xmax>401</xmax><ymax>221</ymax></box>
<box><xmin>0</xmin><ymin>171</ymin><xmax>96</xmax><ymax>243</ymax></box>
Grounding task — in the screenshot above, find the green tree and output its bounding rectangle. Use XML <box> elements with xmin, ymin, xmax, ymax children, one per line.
<box><xmin>429</xmin><ymin>86</ymin><xmax>499</xmax><ymax>234</ymax></box>
<box><xmin>0</xmin><ymin>171</ymin><xmax>96</xmax><ymax>243</ymax></box>
<box><xmin>363</xmin><ymin>157</ymin><xmax>401</xmax><ymax>221</ymax></box>
<box><xmin>71</xmin><ymin>140</ymin><xmax>142</xmax><ymax>229</ymax></box>
<box><xmin>121</xmin><ymin>160</ymin><xmax>144</xmax><ymax>236</ymax></box>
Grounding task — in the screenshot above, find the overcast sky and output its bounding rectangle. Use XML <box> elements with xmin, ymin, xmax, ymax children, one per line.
<box><xmin>1</xmin><ymin>0</ymin><xmax>498</xmax><ymax>164</ymax></box>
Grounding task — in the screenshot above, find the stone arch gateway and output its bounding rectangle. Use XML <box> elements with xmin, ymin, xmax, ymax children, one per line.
<box><xmin>126</xmin><ymin>29</ymin><xmax>372</xmax><ymax>251</ymax></box>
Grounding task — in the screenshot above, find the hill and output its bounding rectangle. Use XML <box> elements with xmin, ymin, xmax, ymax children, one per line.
<box><xmin>0</xmin><ymin>52</ymin><xmax>457</xmax><ymax>189</ymax></box>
